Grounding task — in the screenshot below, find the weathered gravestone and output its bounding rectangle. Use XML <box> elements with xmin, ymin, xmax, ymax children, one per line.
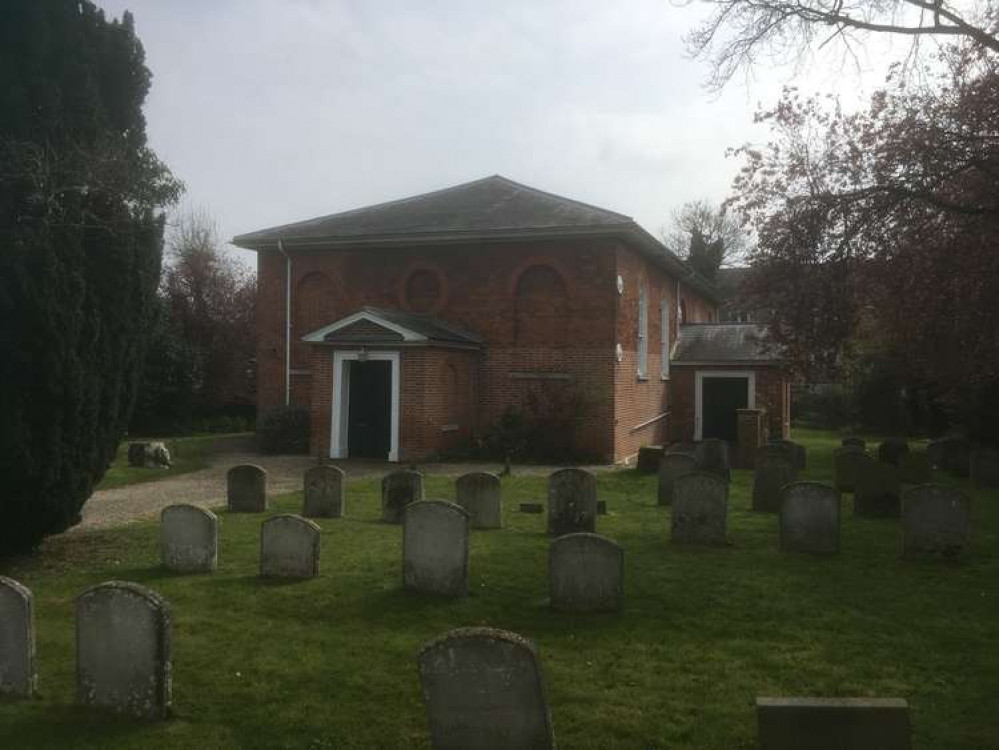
<box><xmin>417</xmin><ymin>627</ymin><xmax>556</xmax><ymax>750</ymax></box>
<box><xmin>878</xmin><ymin>438</ymin><xmax>910</xmax><ymax>467</ymax></box>
<box><xmin>303</xmin><ymin>464</ymin><xmax>345</xmax><ymax>518</ymax></box>
<box><xmin>768</xmin><ymin>439</ymin><xmax>806</xmax><ymax>470</ymax></box>
<box><xmin>902</xmin><ymin>485</ymin><xmax>971</xmax><ymax>559</ymax></box>
<box><xmin>546</xmin><ymin>468</ymin><xmax>597</xmax><ymax>537</ymax></box>
<box><xmin>636</xmin><ymin>445</ymin><xmax>664</xmax><ymax>473</ymax></box>
<box><xmin>76</xmin><ymin>581</ymin><xmax>171</xmax><ymax>719</ymax></box>
<box><xmin>455</xmin><ymin>472</ymin><xmax>502</xmax><ymax>529</ymax></box>
<box><xmin>694</xmin><ymin>439</ymin><xmax>731</xmax><ymax>481</ymax></box>
<box><xmin>260</xmin><ymin>515</ymin><xmax>321</xmax><ymax>579</ymax></box>
<box><xmin>160</xmin><ymin>504</ymin><xmax>218</xmax><ymax>573</ymax></box>
<box><xmin>970</xmin><ymin>448</ymin><xmax>999</xmax><ymax>489</ymax></box>
<box><xmin>928</xmin><ymin>436</ymin><xmax>970</xmax><ymax>476</ymax></box>
<box><xmin>842</xmin><ymin>436</ymin><xmax>866</xmax><ymax>450</ymax></box>
<box><xmin>549</xmin><ymin>533</ymin><xmax>623</xmax><ymax>613</ymax></box>
<box><xmin>127</xmin><ymin>441</ymin><xmax>171</xmax><ymax>469</ymax></box>
<box><xmin>752</xmin><ymin>455</ymin><xmax>798</xmax><ymax>513</ymax></box>
<box><xmin>671</xmin><ymin>471</ymin><xmax>728</xmax><ymax>546</ymax></box>
<box><xmin>227</xmin><ymin>464</ymin><xmax>267</xmax><ymax>512</ymax></box>
<box><xmin>0</xmin><ymin>576</ymin><xmax>35</xmax><ymax>698</ymax></box>
<box><xmin>404</xmin><ymin>501</ymin><xmax>470</xmax><ymax>597</ymax></box>
<box><xmin>382</xmin><ymin>470</ymin><xmax>425</xmax><ymax>524</ymax></box>
<box><xmin>658</xmin><ymin>452</ymin><xmax>697</xmax><ymax>506</ymax></box>
<box><xmin>756</xmin><ymin>697</ymin><xmax>911</xmax><ymax>750</ymax></box>
<box><xmin>833</xmin><ymin>447</ymin><xmax>867</xmax><ymax>494</ymax></box>
<box><xmin>898</xmin><ymin>452</ymin><xmax>932</xmax><ymax>485</ymax></box>
<box><xmin>780</xmin><ymin>482</ymin><xmax>840</xmax><ymax>555</ymax></box>
<box><xmin>854</xmin><ymin>455</ymin><xmax>901</xmax><ymax>518</ymax></box>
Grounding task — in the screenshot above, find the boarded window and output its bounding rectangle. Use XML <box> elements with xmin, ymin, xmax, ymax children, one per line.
<box><xmin>514</xmin><ymin>265</ymin><xmax>567</xmax><ymax>346</ymax></box>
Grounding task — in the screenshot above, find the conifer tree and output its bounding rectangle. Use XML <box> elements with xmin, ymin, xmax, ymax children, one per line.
<box><xmin>0</xmin><ymin>1</ymin><xmax>181</xmax><ymax>552</ymax></box>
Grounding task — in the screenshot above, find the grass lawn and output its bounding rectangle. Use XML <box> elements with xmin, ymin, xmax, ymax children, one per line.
<box><xmin>1</xmin><ymin>428</ymin><xmax>996</xmax><ymax>749</ymax></box>
<box><xmin>96</xmin><ymin>434</ymin><xmax>243</xmax><ymax>490</ymax></box>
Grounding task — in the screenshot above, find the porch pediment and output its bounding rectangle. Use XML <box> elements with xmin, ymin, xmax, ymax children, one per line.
<box><xmin>301</xmin><ymin>306</ymin><xmax>483</xmax><ymax>348</ymax></box>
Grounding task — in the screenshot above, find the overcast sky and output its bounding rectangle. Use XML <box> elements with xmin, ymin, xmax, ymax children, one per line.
<box><xmin>97</xmin><ymin>0</ymin><xmax>896</xmax><ymax>266</ymax></box>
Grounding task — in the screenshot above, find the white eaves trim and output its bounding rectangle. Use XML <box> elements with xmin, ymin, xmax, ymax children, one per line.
<box><xmin>300</xmin><ymin>310</ymin><xmax>427</xmax><ymax>343</ymax></box>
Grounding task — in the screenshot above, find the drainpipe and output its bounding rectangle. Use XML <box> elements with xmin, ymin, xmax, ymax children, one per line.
<box><xmin>277</xmin><ymin>239</ymin><xmax>292</xmax><ymax>407</ymax></box>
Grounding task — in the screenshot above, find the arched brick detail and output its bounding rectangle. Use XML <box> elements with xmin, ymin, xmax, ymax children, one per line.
<box><xmin>513</xmin><ymin>262</ymin><xmax>569</xmax><ymax>346</ymax></box>
<box><xmin>295</xmin><ymin>272</ymin><xmax>340</xmax><ymax>336</ymax></box>
<box><xmin>398</xmin><ymin>263</ymin><xmax>449</xmax><ymax>315</ymax></box>
<box><xmin>507</xmin><ymin>256</ymin><xmax>575</xmax><ymax>298</ymax></box>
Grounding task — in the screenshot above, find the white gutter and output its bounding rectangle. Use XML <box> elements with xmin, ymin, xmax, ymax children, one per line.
<box><xmin>277</xmin><ymin>240</ymin><xmax>292</xmax><ymax>407</ymax></box>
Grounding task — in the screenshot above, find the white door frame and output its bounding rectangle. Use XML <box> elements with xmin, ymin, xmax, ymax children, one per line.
<box><xmin>694</xmin><ymin>370</ymin><xmax>755</xmax><ymax>440</ymax></box>
<box><xmin>330</xmin><ymin>350</ymin><xmax>400</xmax><ymax>462</ymax></box>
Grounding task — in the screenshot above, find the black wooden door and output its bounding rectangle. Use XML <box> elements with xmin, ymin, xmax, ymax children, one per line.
<box><xmin>701</xmin><ymin>377</ymin><xmax>748</xmax><ymax>441</ymax></box>
<box><xmin>347</xmin><ymin>360</ymin><xmax>391</xmax><ymax>459</ymax></box>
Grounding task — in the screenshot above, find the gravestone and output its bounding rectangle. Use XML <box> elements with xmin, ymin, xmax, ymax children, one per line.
<box><xmin>752</xmin><ymin>456</ymin><xmax>798</xmax><ymax>513</ymax></box>
<box><xmin>227</xmin><ymin>464</ymin><xmax>267</xmax><ymax>512</ymax></box>
<box><xmin>76</xmin><ymin>581</ymin><xmax>171</xmax><ymax>719</ymax></box>
<box><xmin>455</xmin><ymin>472</ymin><xmax>502</xmax><ymax>529</ymax></box>
<box><xmin>519</xmin><ymin>503</ymin><xmax>544</xmax><ymax>514</ymax></box>
<box><xmin>928</xmin><ymin>436</ymin><xmax>970</xmax><ymax>476</ymax></box>
<box><xmin>636</xmin><ymin>445</ymin><xmax>664</xmax><ymax>473</ymax></box>
<box><xmin>842</xmin><ymin>436</ymin><xmax>866</xmax><ymax>450</ymax></box>
<box><xmin>658</xmin><ymin>452</ymin><xmax>697</xmax><ymax>506</ymax></box>
<box><xmin>303</xmin><ymin>464</ymin><xmax>345</xmax><ymax>518</ymax></box>
<box><xmin>160</xmin><ymin>504</ymin><xmax>219</xmax><ymax>573</ymax></box>
<box><xmin>546</xmin><ymin>468</ymin><xmax>597</xmax><ymax>537</ymax></box>
<box><xmin>404</xmin><ymin>501</ymin><xmax>470</xmax><ymax>597</ymax></box>
<box><xmin>898</xmin><ymin>452</ymin><xmax>932</xmax><ymax>485</ymax></box>
<box><xmin>877</xmin><ymin>438</ymin><xmax>910</xmax><ymax>467</ymax></box>
<box><xmin>694</xmin><ymin>439</ymin><xmax>731</xmax><ymax>481</ymax></box>
<box><xmin>854</xmin><ymin>456</ymin><xmax>901</xmax><ymax>518</ymax></box>
<box><xmin>382</xmin><ymin>470</ymin><xmax>424</xmax><ymax>524</ymax></box>
<box><xmin>833</xmin><ymin>447</ymin><xmax>867</xmax><ymax>494</ymax></box>
<box><xmin>548</xmin><ymin>533</ymin><xmax>624</xmax><ymax>613</ymax></box>
<box><xmin>667</xmin><ymin>440</ymin><xmax>697</xmax><ymax>456</ymax></box>
<box><xmin>756</xmin><ymin>697</ymin><xmax>911</xmax><ymax>750</ymax></box>
<box><xmin>260</xmin><ymin>515</ymin><xmax>321</xmax><ymax>579</ymax></box>
<box><xmin>902</xmin><ymin>485</ymin><xmax>971</xmax><ymax>559</ymax></box>
<box><xmin>417</xmin><ymin>627</ymin><xmax>555</xmax><ymax>750</ymax></box>
<box><xmin>671</xmin><ymin>471</ymin><xmax>728</xmax><ymax>546</ymax></box>
<box><xmin>780</xmin><ymin>482</ymin><xmax>840</xmax><ymax>555</ymax></box>
<box><xmin>0</xmin><ymin>576</ymin><xmax>35</xmax><ymax>698</ymax></box>
<box><xmin>768</xmin><ymin>439</ymin><xmax>806</xmax><ymax>470</ymax></box>
<box><xmin>970</xmin><ymin>448</ymin><xmax>999</xmax><ymax>489</ymax></box>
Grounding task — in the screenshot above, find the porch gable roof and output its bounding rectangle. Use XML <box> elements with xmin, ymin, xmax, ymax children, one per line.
<box><xmin>301</xmin><ymin>306</ymin><xmax>484</xmax><ymax>348</ymax></box>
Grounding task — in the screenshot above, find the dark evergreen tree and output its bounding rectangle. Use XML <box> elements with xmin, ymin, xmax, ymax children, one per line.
<box><xmin>0</xmin><ymin>2</ymin><xmax>181</xmax><ymax>553</ymax></box>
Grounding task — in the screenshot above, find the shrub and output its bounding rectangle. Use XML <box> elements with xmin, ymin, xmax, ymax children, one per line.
<box><xmin>478</xmin><ymin>383</ymin><xmax>590</xmax><ymax>463</ymax></box>
<box><xmin>259</xmin><ymin>406</ymin><xmax>310</xmax><ymax>455</ymax></box>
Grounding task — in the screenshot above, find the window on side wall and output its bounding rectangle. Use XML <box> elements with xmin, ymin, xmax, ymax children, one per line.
<box><xmin>660</xmin><ymin>298</ymin><xmax>669</xmax><ymax>379</ymax></box>
<box><xmin>638</xmin><ymin>284</ymin><xmax>648</xmax><ymax>378</ymax></box>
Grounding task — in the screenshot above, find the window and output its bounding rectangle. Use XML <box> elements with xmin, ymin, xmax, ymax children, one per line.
<box><xmin>637</xmin><ymin>284</ymin><xmax>648</xmax><ymax>378</ymax></box>
<box><xmin>660</xmin><ymin>298</ymin><xmax>670</xmax><ymax>379</ymax></box>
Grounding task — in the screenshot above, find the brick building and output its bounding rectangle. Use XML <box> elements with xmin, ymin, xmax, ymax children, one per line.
<box><xmin>233</xmin><ymin>176</ymin><xmax>788</xmax><ymax>464</ymax></box>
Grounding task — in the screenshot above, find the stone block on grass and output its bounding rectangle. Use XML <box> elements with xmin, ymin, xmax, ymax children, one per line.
<box><xmin>636</xmin><ymin>445</ymin><xmax>664</xmax><ymax>473</ymax></box>
<box><xmin>756</xmin><ymin>697</ymin><xmax>911</xmax><ymax>750</ymax></box>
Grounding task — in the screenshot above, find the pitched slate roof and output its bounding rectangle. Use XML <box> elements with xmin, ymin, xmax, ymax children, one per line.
<box><xmin>301</xmin><ymin>307</ymin><xmax>483</xmax><ymax>347</ymax></box>
<box><xmin>231</xmin><ymin>175</ymin><xmax>720</xmax><ymax>303</ymax></box>
<box><xmin>233</xmin><ymin>175</ymin><xmax>631</xmax><ymax>246</ymax></box>
<box><xmin>672</xmin><ymin>323</ymin><xmax>781</xmax><ymax>364</ymax></box>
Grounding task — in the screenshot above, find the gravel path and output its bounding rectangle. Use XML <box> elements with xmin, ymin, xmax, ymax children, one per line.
<box><xmin>75</xmin><ymin>450</ymin><xmax>615</xmax><ymax>532</ymax></box>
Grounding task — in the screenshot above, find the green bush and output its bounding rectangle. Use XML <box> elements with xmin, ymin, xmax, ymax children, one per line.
<box><xmin>477</xmin><ymin>383</ymin><xmax>591</xmax><ymax>463</ymax></box>
<box><xmin>259</xmin><ymin>406</ymin><xmax>310</xmax><ymax>455</ymax></box>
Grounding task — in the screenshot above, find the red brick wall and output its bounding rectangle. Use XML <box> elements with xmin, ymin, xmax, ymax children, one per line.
<box><xmin>612</xmin><ymin>245</ymin><xmax>716</xmax><ymax>462</ymax></box>
<box><xmin>258</xmin><ymin>237</ymin><xmax>719</xmax><ymax>462</ymax></box>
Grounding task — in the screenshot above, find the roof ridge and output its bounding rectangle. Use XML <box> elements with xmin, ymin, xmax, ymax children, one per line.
<box><xmin>485</xmin><ymin>175</ymin><xmax>634</xmax><ymax>223</ymax></box>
